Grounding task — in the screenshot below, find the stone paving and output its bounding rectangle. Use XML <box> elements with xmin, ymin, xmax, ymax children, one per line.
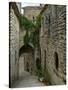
<box><xmin>12</xmin><ymin>71</ymin><xmax>45</xmax><ymax>88</ymax></box>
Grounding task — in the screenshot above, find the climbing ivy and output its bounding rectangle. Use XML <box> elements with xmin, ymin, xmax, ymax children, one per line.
<box><xmin>24</xmin><ymin>31</ymin><xmax>29</xmax><ymax>45</ymax></box>
<box><xmin>34</xmin><ymin>14</ymin><xmax>43</xmax><ymax>47</ymax></box>
<box><xmin>19</xmin><ymin>14</ymin><xmax>43</xmax><ymax>47</ymax></box>
<box><xmin>20</xmin><ymin>15</ymin><xmax>36</xmax><ymax>31</ymax></box>
<box><xmin>35</xmin><ymin>14</ymin><xmax>42</xmax><ymax>29</ymax></box>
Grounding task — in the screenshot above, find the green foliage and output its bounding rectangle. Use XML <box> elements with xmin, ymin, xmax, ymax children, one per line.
<box><xmin>37</xmin><ymin>68</ymin><xmax>51</xmax><ymax>84</ymax></box>
<box><xmin>20</xmin><ymin>15</ymin><xmax>36</xmax><ymax>45</ymax></box>
<box><xmin>19</xmin><ymin>14</ymin><xmax>43</xmax><ymax>47</ymax></box>
<box><xmin>35</xmin><ymin>14</ymin><xmax>43</xmax><ymax>30</ymax></box>
<box><xmin>24</xmin><ymin>31</ymin><xmax>29</xmax><ymax>45</ymax></box>
<box><xmin>36</xmin><ymin>14</ymin><xmax>42</xmax><ymax>29</ymax></box>
<box><xmin>31</xmin><ymin>30</ymin><xmax>39</xmax><ymax>47</ymax></box>
<box><xmin>44</xmin><ymin>68</ymin><xmax>51</xmax><ymax>83</ymax></box>
<box><xmin>20</xmin><ymin>15</ymin><xmax>36</xmax><ymax>31</ymax></box>
<box><xmin>37</xmin><ymin>69</ymin><xmax>44</xmax><ymax>78</ymax></box>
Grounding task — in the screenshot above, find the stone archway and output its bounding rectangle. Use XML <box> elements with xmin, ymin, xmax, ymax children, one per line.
<box><xmin>19</xmin><ymin>44</ymin><xmax>34</xmax><ymax>57</ymax></box>
<box><xmin>19</xmin><ymin>44</ymin><xmax>34</xmax><ymax>77</ymax></box>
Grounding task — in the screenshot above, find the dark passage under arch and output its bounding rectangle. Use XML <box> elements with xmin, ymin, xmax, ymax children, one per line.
<box><xmin>26</xmin><ymin>62</ymin><xmax>29</xmax><ymax>72</ymax></box>
<box><xmin>19</xmin><ymin>44</ymin><xmax>34</xmax><ymax>57</ymax></box>
<box><xmin>36</xmin><ymin>58</ymin><xmax>41</xmax><ymax>70</ymax></box>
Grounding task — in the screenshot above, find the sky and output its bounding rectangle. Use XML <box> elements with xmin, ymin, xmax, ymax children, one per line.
<box><xmin>22</xmin><ymin>2</ymin><xmax>40</xmax><ymax>7</ymax></box>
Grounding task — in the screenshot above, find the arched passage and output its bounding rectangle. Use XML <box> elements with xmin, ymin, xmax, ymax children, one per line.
<box><xmin>36</xmin><ymin>58</ymin><xmax>41</xmax><ymax>70</ymax></box>
<box><xmin>19</xmin><ymin>44</ymin><xmax>34</xmax><ymax>56</ymax></box>
<box><xmin>19</xmin><ymin>44</ymin><xmax>34</xmax><ymax>77</ymax></box>
<box><xmin>26</xmin><ymin>62</ymin><xmax>29</xmax><ymax>72</ymax></box>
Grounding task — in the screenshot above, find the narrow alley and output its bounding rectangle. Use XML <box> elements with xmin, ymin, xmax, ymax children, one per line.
<box><xmin>12</xmin><ymin>54</ymin><xmax>44</xmax><ymax>88</ymax></box>
<box><xmin>9</xmin><ymin>2</ymin><xmax>66</xmax><ymax>87</ymax></box>
<box><xmin>12</xmin><ymin>71</ymin><xmax>44</xmax><ymax>88</ymax></box>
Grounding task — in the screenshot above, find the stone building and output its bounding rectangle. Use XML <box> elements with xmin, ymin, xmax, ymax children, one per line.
<box><xmin>9</xmin><ymin>2</ymin><xmax>66</xmax><ymax>87</ymax></box>
<box><xmin>9</xmin><ymin>2</ymin><xmax>21</xmax><ymax>87</ymax></box>
<box><xmin>40</xmin><ymin>4</ymin><xmax>66</xmax><ymax>85</ymax></box>
<box><xmin>19</xmin><ymin>26</ymin><xmax>26</xmax><ymax>49</ymax></box>
<box><xmin>23</xmin><ymin>5</ymin><xmax>43</xmax><ymax>23</ymax></box>
<box><xmin>19</xmin><ymin>5</ymin><xmax>44</xmax><ymax>75</ymax></box>
<box><xmin>19</xmin><ymin>44</ymin><xmax>35</xmax><ymax>75</ymax></box>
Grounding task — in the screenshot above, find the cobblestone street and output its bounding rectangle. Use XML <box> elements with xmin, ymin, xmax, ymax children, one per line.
<box><xmin>12</xmin><ymin>71</ymin><xmax>45</xmax><ymax>88</ymax></box>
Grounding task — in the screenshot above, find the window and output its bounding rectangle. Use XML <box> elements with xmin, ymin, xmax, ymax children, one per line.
<box><xmin>48</xmin><ymin>15</ymin><xmax>50</xmax><ymax>36</ymax></box>
<box><xmin>33</xmin><ymin>16</ymin><xmax>35</xmax><ymax>22</ymax></box>
<box><xmin>15</xmin><ymin>50</ymin><xmax>17</xmax><ymax>64</ymax></box>
<box><xmin>45</xmin><ymin>14</ymin><xmax>50</xmax><ymax>36</ymax></box>
<box><xmin>44</xmin><ymin>50</ymin><xmax>46</xmax><ymax>70</ymax></box>
<box><xmin>54</xmin><ymin>52</ymin><xmax>59</xmax><ymax>70</ymax></box>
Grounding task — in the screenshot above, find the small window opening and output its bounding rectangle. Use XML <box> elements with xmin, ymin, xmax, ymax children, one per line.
<box><xmin>54</xmin><ymin>52</ymin><xmax>59</xmax><ymax>70</ymax></box>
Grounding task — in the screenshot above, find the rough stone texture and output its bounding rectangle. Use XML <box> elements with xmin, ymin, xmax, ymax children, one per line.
<box><xmin>9</xmin><ymin>3</ymin><xmax>21</xmax><ymax>86</ymax></box>
<box><xmin>34</xmin><ymin>47</ymin><xmax>41</xmax><ymax>74</ymax></box>
<box><xmin>19</xmin><ymin>27</ymin><xmax>26</xmax><ymax>49</ymax></box>
<box><xmin>23</xmin><ymin>6</ymin><xmax>43</xmax><ymax>23</ymax></box>
<box><xmin>24</xmin><ymin>52</ymin><xmax>34</xmax><ymax>74</ymax></box>
<box><xmin>40</xmin><ymin>5</ymin><xmax>66</xmax><ymax>85</ymax></box>
<box><xmin>16</xmin><ymin>2</ymin><xmax>21</xmax><ymax>13</ymax></box>
<box><xmin>19</xmin><ymin>54</ymin><xmax>24</xmax><ymax>77</ymax></box>
<box><xmin>9</xmin><ymin>3</ymin><xmax>66</xmax><ymax>86</ymax></box>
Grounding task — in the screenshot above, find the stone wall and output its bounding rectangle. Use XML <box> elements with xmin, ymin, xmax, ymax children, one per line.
<box><xmin>19</xmin><ymin>27</ymin><xmax>26</xmax><ymax>49</ymax></box>
<box><xmin>23</xmin><ymin>6</ymin><xmax>43</xmax><ymax>23</ymax></box>
<box><xmin>9</xmin><ymin>3</ymin><xmax>21</xmax><ymax>86</ymax></box>
<box><xmin>19</xmin><ymin>54</ymin><xmax>24</xmax><ymax>77</ymax></box>
<box><xmin>24</xmin><ymin>52</ymin><xmax>33</xmax><ymax>73</ymax></box>
<box><xmin>40</xmin><ymin>5</ymin><xmax>66</xmax><ymax>85</ymax></box>
<box><xmin>19</xmin><ymin>52</ymin><xmax>34</xmax><ymax>77</ymax></box>
<box><xmin>16</xmin><ymin>2</ymin><xmax>21</xmax><ymax>13</ymax></box>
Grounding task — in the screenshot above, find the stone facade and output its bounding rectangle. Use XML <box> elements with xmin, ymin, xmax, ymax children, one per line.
<box><xmin>24</xmin><ymin>52</ymin><xmax>34</xmax><ymax>74</ymax></box>
<box><xmin>9</xmin><ymin>3</ymin><xmax>66</xmax><ymax>86</ymax></box>
<box><xmin>23</xmin><ymin>6</ymin><xmax>43</xmax><ymax>23</ymax></box>
<box><xmin>19</xmin><ymin>27</ymin><xmax>26</xmax><ymax>49</ymax></box>
<box><xmin>9</xmin><ymin>2</ymin><xmax>21</xmax><ymax>87</ymax></box>
<box><xmin>19</xmin><ymin>54</ymin><xmax>24</xmax><ymax>77</ymax></box>
<box><xmin>40</xmin><ymin>5</ymin><xmax>66</xmax><ymax>85</ymax></box>
<box><xmin>19</xmin><ymin>45</ymin><xmax>35</xmax><ymax>75</ymax></box>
